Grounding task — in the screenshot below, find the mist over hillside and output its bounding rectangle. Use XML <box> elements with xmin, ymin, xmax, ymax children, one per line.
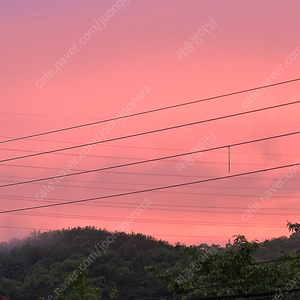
<box><xmin>0</xmin><ymin>227</ymin><xmax>299</xmax><ymax>299</ymax></box>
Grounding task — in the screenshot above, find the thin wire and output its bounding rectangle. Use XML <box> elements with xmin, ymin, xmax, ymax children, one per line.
<box><xmin>1</xmin><ymin>78</ymin><xmax>299</xmax><ymax>145</ymax></box>
<box><xmin>6</xmin><ymin>210</ymin><xmax>286</xmax><ymax>227</ymax></box>
<box><xmin>0</xmin><ymin>172</ymin><xmax>295</xmax><ymax>189</ymax></box>
<box><xmin>114</xmin><ymin>255</ymin><xmax>300</xmax><ymax>285</ymax></box>
<box><xmin>3</xmin><ymin>194</ymin><xmax>300</xmax><ymax>215</ymax></box>
<box><xmin>1</xmin><ymin>162</ymin><xmax>300</xmax><ymax>183</ymax></box>
<box><xmin>3</xmin><ymin>194</ymin><xmax>300</xmax><ymax>211</ymax></box>
<box><xmin>0</xmin><ymin>155</ymin><xmax>270</xmax><ymax>171</ymax></box>
<box><xmin>2</xmin><ymin>178</ymin><xmax>300</xmax><ymax>200</ymax></box>
<box><xmin>1</xmin><ymin>129</ymin><xmax>300</xmax><ymax>188</ymax></box>
<box><xmin>1</xmin><ymin>143</ymin><xmax>300</xmax><ymax>158</ymax></box>
<box><xmin>0</xmin><ymin>225</ymin><xmax>245</xmax><ymax>239</ymax></box>
<box><xmin>1</xmin><ymin>122</ymin><xmax>299</xmax><ymax>149</ymax></box>
<box><xmin>186</xmin><ymin>287</ymin><xmax>300</xmax><ymax>300</ymax></box>
<box><xmin>12</xmin><ymin>257</ymin><xmax>300</xmax><ymax>299</ymax></box>
<box><xmin>1</xmin><ymin>100</ymin><xmax>300</xmax><ymax>163</ymax></box>
<box><xmin>0</xmin><ymin>161</ymin><xmax>299</xmax><ymax>214</ymax></box>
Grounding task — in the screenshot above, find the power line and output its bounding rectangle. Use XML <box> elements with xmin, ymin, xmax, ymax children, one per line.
<box><xmin>0</xmin><ymin>225</ymin><xmax>244</xmax><ymax>239</ymax></box>
<box><xmin>12</xmin><ymin>279</ymin><xmax>300</xmax><ymax>300</ymax></box>
<box><xmin>186</xmin><ymin>287</ymin><xmax>300</xmax><ymax>300</ymax></box>
<box><xmin>1</xmin><ymin>122</ymin><xmax>298</xmax><ymax>150</ymax></box>
<box><xmin>1</xmin><ymin>161</ymin><xmax>300</xmax><ymax>214</ymax></box>
<box><xmin>2</xmin><ymin>174</ymin><xmax>300</xmax><ymax>203</ymax></box>
<box><xmin>2</xmin><ymin>171</ymin><xmax>299</xmax><ymax>190</ymax></box>
<box><xmin>112</xmin><ymin>257</ymin><xmax>300</xmax><ymax>298</ymax></box>
<box><xmin>6</xmin><ymin>210</ymin><xmax>286</xmax><ymax>227</ymax></box>
<box><xmin>33</xmin><ymin>284</ymin><xmax>300</xmax><ymax>300</ymax></box>
<box><xmin>2</xmin><ymin>142</ymin><xmax>300</xmax><ymax>159</ymax></box>
<box><xmin>0</xmin><ymin>156</ymin><xmax>295</xmax><ymax>182</ymax></box>
<box><xmin>1</xmin><ymin>100</ymin><xmax>300</xmax><ymax>163</ymax></box>
<box><xmin>114</xmin><ymin>256</ymin><xmax>300</xmax><ymax>286</ymax></box>
<box><xmin>2</xmin><ymin>161</ymin><xmax>300</xmax><ymax>183</ymax></box>
<box><xmin>3</xmin><ymin>178</ymin><xmax>300</xmax><ymax>201</ymax></box>
<box><xmin>4</xmin><ymin>143</ymin><xmax>298</xmax><ymax>161</ymax></box>
<box><xmin>0</xmin><ymin>111</ymin><xmax>97</xmax><ymax>120</ymax></box>
<box><xmin>1</xmin><ymin>77</ymin><xmax>300</xmax><ymax>145</ymax></box>
<box><xmin>1</xmin><ymin>129</ymin><xmax>300</xmax><ymax>188</ymax></box>
<box><xmin>11</xmin><ymin>254</ymin><xmax>300</xmax><ymax>300</ymax></box>
<box><xmin>3</xmin><ymin>194</ymin><xmax>300</xmax><ymax>211</ymax></box>
<box><xmin>3</xmin><ymin>194</ymin><xmax>300</xmax><ymax>215</ymax></box>
<box><xmin>0</xmin><ymin>225</ymin><xmax>51</xmax><ymax>231</ymax></box>
<box><xmin>0</xmin><ymin>154</ymin><xmax>271</xmax><ymax>169</ymax></box>
<box><xmin>114</xmin><ymin>287</ymin><xmax>300</xmax><ymax>300</ymax></box>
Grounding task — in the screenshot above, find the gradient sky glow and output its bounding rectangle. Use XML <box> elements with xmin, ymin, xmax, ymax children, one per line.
<box><xmin>1</xmin><ymin>0</ymin><xmax>300</xmax><ymax>246</ymax></box>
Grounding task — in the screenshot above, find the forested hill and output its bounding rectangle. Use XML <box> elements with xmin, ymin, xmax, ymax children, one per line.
<box><xmin>256</xmin><ymin>232</ymin><xmax>300</xmax><ymax>260</ymax></box>
<box><xmin>0</xmin><ymin>226</ymin><xmax>299</xmax><ymax>300</ymax></box>
<box><xmin>0</xmin><ymin>227</ymin><xmax>187</xmax><ymax>299</ymax></box>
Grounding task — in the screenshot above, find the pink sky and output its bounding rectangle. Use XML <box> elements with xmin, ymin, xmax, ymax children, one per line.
<box><xmin>1</xmin><ymin>0</ymin><xmax>300</xmax><ymax>246</ymax></box>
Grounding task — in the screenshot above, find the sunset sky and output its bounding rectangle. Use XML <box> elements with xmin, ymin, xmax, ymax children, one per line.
<box><xmin>1</xmin><ymin>0</ymin><xmax>300</xmax><ymax>246</ymax></box>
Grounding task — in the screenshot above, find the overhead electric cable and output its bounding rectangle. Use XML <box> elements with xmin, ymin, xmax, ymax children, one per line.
<box><xmin>0</xmin><ymin>161</ymin><xmax>299</xmax><ymax>214</ymax></box>
<box><xmin>2</xmin><ymin>162</ymin><xmax>300</xmax><ymax>183</ymax></box>
<box><xmin>186</xmin><ymin>287</ymin><xmax>300</xmax><ymax>300</ymax></box>
<box><xmin>1</xmin><ymin>77</ymin><xmax>299</xmax><ymax>144</ymax></box>
<box><xmin>1</xmin><ymin>129</ymin><xmax>300</xmax><ymax>188</ymax></box>
<box><xmin>2</xmin><ymin>194</ymin><xmax>300</xmax><ymax>215</ymax></box>
<box><xmin>6</xmin><ymin>210</ymin><xmax>286</xmax><ymax>227</ymax></box>
<box><xmin>1</xmin><ymin>100</ymin><xmax>300</xmax><ymax>163</ymax></box>
<box><xmin>3</xmin><ymin>194</ymin><xmax>300</xmax><ymax>211</ymax></box>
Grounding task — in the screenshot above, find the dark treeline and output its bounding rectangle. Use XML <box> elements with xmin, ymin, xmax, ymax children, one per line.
<box><xmin>0</xmin><ymin>227</ymin><xmax>187</xmax><ymax>299</ymax></box>
<box><xmin>0</xmin><ymin>226</ymin><xmax>300</xmax><ymax>300</ymax></box>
